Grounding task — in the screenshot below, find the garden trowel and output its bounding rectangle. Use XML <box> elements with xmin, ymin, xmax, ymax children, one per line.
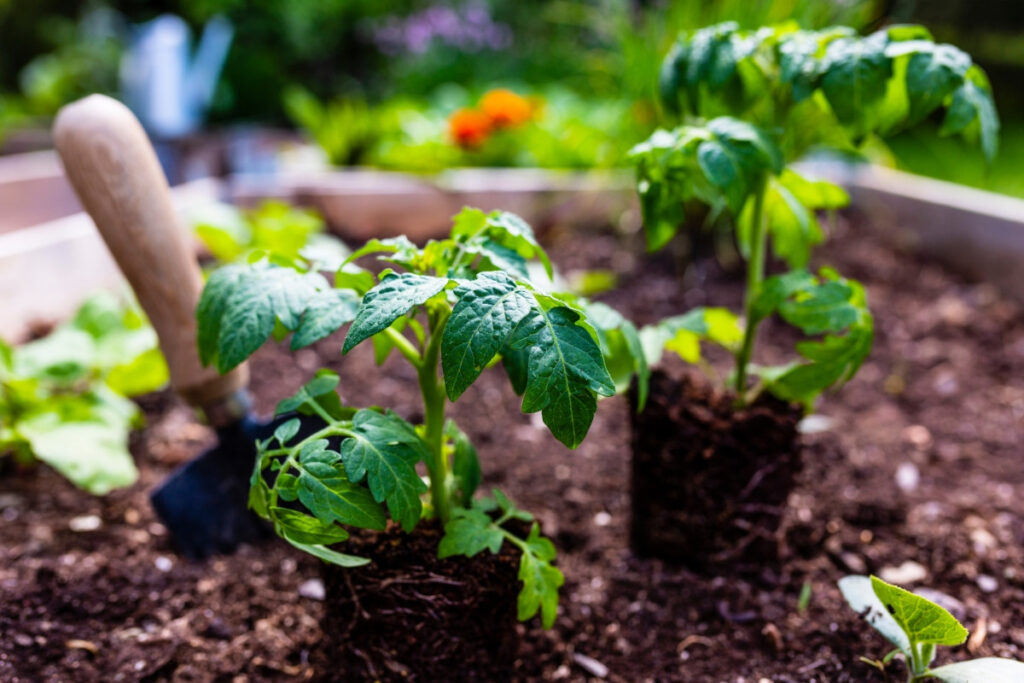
<box><xmin>53</xmin><ymin>94</ymin><xmax>312</xmax><ymax>558</ymax></box>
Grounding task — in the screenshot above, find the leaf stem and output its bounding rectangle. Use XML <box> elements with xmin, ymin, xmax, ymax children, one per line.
<box><xmin>419</xmin><ymin>306</ymin><xmax>452</xmax><ymax>524</ymax></box>
<box><xmin>734</xmin><ymin>178</ymin><xmax>768</xmax><ymax>402</ymax></box>
<box><xmin>384</xmin><ymin>327</ymin><xmax>423</xmax><ymax>368</ymax></box>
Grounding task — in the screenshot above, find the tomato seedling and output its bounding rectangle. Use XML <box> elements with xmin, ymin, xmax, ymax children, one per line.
<box><xmin>196</xmin><ymin>207</ymin><xmax>642</xmax><ymax>627</ymax></box>
<box><xmin>631</xmin><ymin>23</ymin><xmax>997</xmax><ymax>406</ymax></box>
<box><xmin>840</xmin><ymin>575</ymin><xmax>1024</xmax><ymax>682</ymax></box>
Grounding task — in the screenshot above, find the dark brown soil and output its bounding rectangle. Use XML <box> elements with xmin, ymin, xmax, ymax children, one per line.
<box><xmin>2</xmin><ymin>211</ymin><xmax>1024</xmax><ymax>682</ymax></box>
<box><xmin>630</xmin><ymin>372</ymin><xmax>802</xmax><ymax>571</ymax></box>
<box><xmin>317</xmin><ymin>523</ymin><xmax>520</xmax><ymax>682</ymax></box>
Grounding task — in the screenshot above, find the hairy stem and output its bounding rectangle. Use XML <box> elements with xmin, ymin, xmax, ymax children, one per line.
<box><xmin>734</xmin><ymin>178</ymin><xmax>768</xmax><ymax>401</ymax></box>
<box><xmin>419</xmin><ymin>307</ymin><xmax>452</xmax><ymax>524</ymax></box>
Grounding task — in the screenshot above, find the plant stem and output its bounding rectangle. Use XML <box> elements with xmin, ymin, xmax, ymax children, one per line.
<box><xmin>734</xmin><ymin>178</ymin><xmax>768</xmax><ymax>401</ymax></box>
<box><xmin>419</xmin><ymin>308</ymin><xmax>452</xmax><ymax>524</ymax></box>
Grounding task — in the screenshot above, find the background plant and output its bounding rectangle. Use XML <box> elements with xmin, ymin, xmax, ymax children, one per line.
<box><xmin>630</xmin><ymin>22</ymin><xmax>997</xmax><ymax>407</ymax></box>
<box><xmin>195</xmin><ymin>207</ymin><xmax>645</xmax><ymax>627</ymax></box>
<box><xmin>840</xmin><ymin>575</ymin><xmax>1024</xmax><ymax>682</ymax></box>
<box><xmin>0</xmin><ymin>294</ymin><xmax>168</xmax><ymax>494</ymax></box>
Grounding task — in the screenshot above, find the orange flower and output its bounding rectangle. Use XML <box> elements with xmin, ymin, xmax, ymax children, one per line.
<box><xmin>449</xmin><ymin>108</ymin><xmax>492</xmax><ymax>148</ymax></box>
<box><xmin>480</xmin><ymin>89</ymin><xmax>533</xmax><ymax>128</ymax></box>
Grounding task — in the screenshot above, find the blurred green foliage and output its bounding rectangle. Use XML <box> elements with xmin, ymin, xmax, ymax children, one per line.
<box><xmin>0</xmin><ymin>0</ymin><xmax>883</xmax><ymax>128</ymax></box>
<box><xmin>0</xmin><ymin>294</ymin><xmax>168</xmax><ymax>494</ymax></box>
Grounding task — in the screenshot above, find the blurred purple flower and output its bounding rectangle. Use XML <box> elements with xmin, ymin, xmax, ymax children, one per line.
<box><xmin>372</xmin><ymin>3</ymin><xmax>513</xmax><ymax>56</ymax></box>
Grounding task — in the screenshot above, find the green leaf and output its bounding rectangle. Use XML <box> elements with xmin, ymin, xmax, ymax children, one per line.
<box><xmin>698</xmin><ymin>117</ymin><xmax>782</xmax><ymax>212</ymax></box>
<box><xmin>290</xmin><ymin>288</ymin><xmax>360</xmax><ymax>349</ymax></box>
<box><xmin>273</xmin><ymin>418</ymin><xmax>301</xmax><ymax>446</ymax></box>
<box><xmin>442</xmin><ymin>272</ymin><xmax>534</xmax><ymax>400</ymax></box>
<box><xmin>479</xmin><ymin>211</ymin><xmax>553</xmax><ymax>280</ymax></box>
<box><xmin>345</xmin><ymin>235</ymin><xmax>421</xmax><ymax>267</ymax></box>
<box><xmin>940</xmin><ymin>66</ymin><xmax>999</xmax><ymax>162</ymax></box>
<box><xmin>342</xmin><ymin>273</ymin><xmax>449</xmax><ymax>353</ymax></box>
<box><xmin>438</xmin><ymin>506</ymin><xmax>504</xmax><ymax>558</ymax></box>
<box><xmin>741</xmin><ymin>169</ymin><xmax>845</xmax><ymax>269</ymax></box>
<box><xmin>820</xmin><ymin>32</ymin><xmax>892</xmax><ymax>137</ymax></box>
<box><xmin>640</xmin><ymin>307</ymin><xmax>742</xmax><ymax>367</ymax></box>
<box><xmin>197</xmin><ymin>262</ymin><xmax>332</xmax><ymax>372</ymax></box>
<box><xmin>869</xmin><ymin>575</ymin><xmax>968</xmax><ymax>651</ymax></box>
<box><xmin>17</xmin><ymin>415</ymin><xmax>137</xmax><ymax>495</ymax></box>
<box><xmin>927</xmin><ymin>658</ymin><xmax>1024</xmax><ymax>683</ymax></box>
<box><xmin>275</xmin><ymin>370</ymin><xmax>341</xmax><ymax>416</ymax></box>
<box><xmin>753</xmin><ymin>270</ymin><xmax>873</xmax><ymax>405</ymax></box>
<box><xmin>270</xmin><ymin>506</ymin><xmax>350</xmax><ymax>545</ymax></box>
<box><xmin>506</xmin><ymin>300</ymin><xmax>615</xmax><ymax>449</ymax></box>
<box><xmin>839</xmin><ymin>575</ymin><xmax>913</xmax><ymax>658</ymax></box>
<box><xmin>902</xmin><ymin>43</ymin><xmax>971</xmax><ymax>126</ymax></box>
<box><xmin>296</xmin><ymin>451</ymin><xmax>387</xmax><ymax>531</ymax></box>
<box><xmin>282</xmin><ymin>536</ymin><xmax>370</xmax><ymax>568</ymax></box>
<box><xmin>517</xmin><ymin>522</ymin><xmax>564</xmax><ymax>629</ymax></box>
<box><xmin>339</xmin><ymin>409</ymin><xmax>428</xmax><ymax>532</ymax></box>
<box><xmin>577</xmin><ymin>300</ymin><xmax>649</xmax><ymax>410</ymax></box>
<box><xmin>446</xmin><ymin>420</ymin><xmax>480</xmax><ymax>505</ymax></box>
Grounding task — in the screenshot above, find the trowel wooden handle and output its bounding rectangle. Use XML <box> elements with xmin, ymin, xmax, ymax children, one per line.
<box><xmin>53</xmin><ymin>94</ymin><xmax>248</xmax><ymax>411</ymax></box>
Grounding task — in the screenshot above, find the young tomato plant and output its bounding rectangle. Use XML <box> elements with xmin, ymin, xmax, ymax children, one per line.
<box><xmin>195</xmin><ymin>207</ymin><xmax>643</xmax><ymax>627</ymax></box>
<box><xmin>631</xmin><ymin>23</ymin><xmax>998</xmax><ymax>406</ymax></box>
<box><xmin>840</xmin><ymin>575</ymin><xmax>1024</xmax><ymax>682</ymax></box>
<box><xmin>0</xmin><ymin>294</ymin><xmax>168</xmax><ymax>493</ymax></box>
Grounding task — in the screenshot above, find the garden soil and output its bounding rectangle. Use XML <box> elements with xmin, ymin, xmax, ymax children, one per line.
<box><xmin>2</xmin><ymin>212</ymin><xmax>1023</xmax><ymax>682</ymax></box>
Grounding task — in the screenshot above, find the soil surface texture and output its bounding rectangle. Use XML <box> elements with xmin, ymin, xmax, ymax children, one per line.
<box><xmin>2</xmin><ymin>211</ymin><xmax>1023</xmax><ymax>682</ymax></box>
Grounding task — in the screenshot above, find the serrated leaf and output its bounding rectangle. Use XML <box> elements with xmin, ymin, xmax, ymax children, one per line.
<box><xmin>507</xmin><ymin>301</ymin><xmax>615</xmax><ymax>449</ymax></box>
<box><xmin>218</xmin><ymin>267</ymin><xmax>325</xmax><ymax>371</ymax></box>
<box><xmin>197</xmin><ymin>262</ymin><xmax>333</xmax><ymax>372</ymax></box>
<box><xmin>438</xmin><ymin>506</ymin><xmax>504</xmax><ymax>558</ymax></box>
<box><xmin>271</xmin><ymin>506</ymin><xmax>350</xmax><ymax>545</ymax></box>
<box><xmin>296</xmin><ymin>456</ymin><xmax>387</xmax><ymax>531</ymax></box>
<box><xmin>753</xmin><ymin>270</ymin><xmax>873</xmax><ymax>405</ymax></box>
<box><xmin>339</xmin><ymin>409</ymin><xmax>428</xmax><ymax>532</ymax></box>
<box><xmin>442</xmin><ymin>272</ymin><xmax>533</xmax><ymax>400</ymax></box>
<box><xmin>517</xmin><ymin>523</ymin><xmax>564</xmax><ymax>629</ymax></box>
<box><xmin>698</xmin><ymin>118</ymin><xmax>782</xmax><ymax>212</ymax></box>
<box><xmin>927</xmin><ymin>658</ymin><xmax>1024</xmax><ymax>683</ymax></box>
<box><xmin>941</xmin><ymin>66</ymin><xmax>999</xmax><ymax>162</ymax></box>
<box><xmin>778</xmin><ymin>280</ymin><xmax>860</xmax><ymax>334</ymax></box>
<box><xmin>480</xmin><ymin>211</ymin><xmax>553</xmax><ymax>280</ymax></box>
<box><xmin>903</xmin><ymin>44</ymin><xmax>971</xmax><ymax>125</ymax></box>
<box><xmin>820</xmin><ymin>32</ymin><xmax>892</xmax><ymax>137</ymax></box>
<box><xmin>291</xmin><ymin>288</ymin><xmax>360</xmax><ymax>349</ymax></box>
<box><xmin>343</xmin><ymin>273</ymin><xmax>449</xmax><ymax>353</ymax></box>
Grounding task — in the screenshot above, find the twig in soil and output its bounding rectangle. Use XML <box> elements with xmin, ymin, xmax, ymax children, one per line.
<box><xmin>967</xmin><ymin>616</ymin><xmax>988</xmax><ymax>654</ymax></box>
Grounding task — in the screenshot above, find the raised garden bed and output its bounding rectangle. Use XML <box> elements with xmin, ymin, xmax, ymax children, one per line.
<box><xmin>2</xmin><ymin>209</ymin><xmax>1022</xmax><ymax>681</ymax></box>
